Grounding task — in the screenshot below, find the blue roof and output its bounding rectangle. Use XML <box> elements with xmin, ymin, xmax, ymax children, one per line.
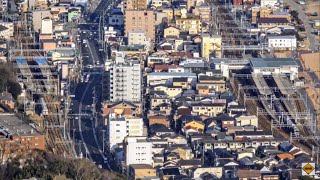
<box><xmin>36</xmin><ymin>58</ymin><xmax>47</xmax><ymax>65</ymax></box>
<box><xmin>16</xmin><ymin>58</ymin><xmax>27</xmax><ymax>65</ymax></box>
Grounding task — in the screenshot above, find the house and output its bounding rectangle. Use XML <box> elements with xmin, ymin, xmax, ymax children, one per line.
<box><xmin>150</xmin><ymin>124</ymin><xmax>175</xmax><ymax>136</ymax></box>
<box><xmin>192</xmin><ymin>167</ymin><xmax>223</xmax><ymax>179</ymax></box>
<box><xmin>236</xmin><ymin>169</ymin><xmax>261</xmax><ymax>180</ymax></box>
<box><xmin>196</xmin><ymin>75</ymin><xmax>226</xmax><ymax>93</ymax></box>
<box><xmin>149</xmin><ymin>115</ymin><xmax>170</xmax><ymax>127</ymax></box>
<box><xmin>177</xmin><ymin>159</ymin><xmax>202</xmax><ymax>170</ymax></box>
<box><xmin>160</xmin><ymin>167</ymin><xmax>181</xmax><ymax>180</ymax></box>
<box><xmin>0</xmin><ymin>92</ymin><xmax>14</xmax><ymax>109</ymax></box>
<box><xmin>164</xmin><ymin>26</ymin><xmax>180</xmax><ymax>38</ymax></box>
<box><xmin>129</xmin><ymin>164</ymin><xmax>157</xmax><ymax>180</ymax></box>
<box><xmin>191</xmin><ymin>102</ymin><xmax>226</xmax><ymax>117</ymax></box>
<box><xmin>172</xmin><ymin>77</ymin><xmax>190</xmax><ymax>89</ymax></box>
<box><xmin>102</xmin><ymin>101</ymin><xmax>141</xmax><ymax>120</ymax></box>
<box><xmin>183</xmin><ymin>120</ymin><xmax>205</xmax><ymax>133</ymax></box>
<box><xmin>175</xmin><ymin>17</ymin><xmax>201</xmax><ymax>34</ymax></box>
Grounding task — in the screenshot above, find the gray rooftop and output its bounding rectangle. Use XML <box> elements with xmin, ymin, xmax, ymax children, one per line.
<box><xmin>250</xmin><ymin>58</ymin><xmax>298</xmax><ymax>68</ymax></box>
<box><xmin>0</xmin><ymin>113</ymin><xmax>40</xmax><ymax>136</ymax></box>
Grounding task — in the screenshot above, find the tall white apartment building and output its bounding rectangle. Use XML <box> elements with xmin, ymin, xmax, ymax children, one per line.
<box><xmin>124</xmin><ymin>136</ymin><xmax>153</xmax><ymax>166</ymax></box>
<box><xmin>109</xmin><ymin>60</ymin><xmax>141</xmax><ymax>103</ymax></box>
<box><xmin>107</xmin><ymin>113</ymin><xmax>144</xmax><ymax>150</ymax></box>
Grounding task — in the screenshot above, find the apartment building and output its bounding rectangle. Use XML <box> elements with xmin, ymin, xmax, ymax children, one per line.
<box><xmin>107</xmin><ymin>113</ymin><xmax>144</xmax><ymax>150</ymax></box>
<box><xmin>175</xmin><ymin>17</ymin><xmax>201</xmax><ymax>34</ymax></box>
<box><xmin>124</xmin><ymin>136</ymin><xmax>153</xmax><ymax>166</ymax></box>
<box><xmin>32</xmin><ymin>10</ymin><xmax>52</xmax><ymax>33</ymax></box>
<box><xmin>128</xmin><ymin>30</ymin><xmax>150</xmax><ymax>48</ymax></box>
<box><xmin>201</xmin><ymin>34</ymin><xmax>222</xmax><ymax>59</ymax></box>
<box><xmin>41</xmin><ymin>18</ymin><xmax>53</xmax><ymax>34</ymax></box>
<box><xmin>0</xmin><ymin>21</ymin><xmax>13</xmax><ymax>39</ymax></box>
<box><xmin>109</xmin><ymin>59</ymin><xmax>141</xmax><ymax>103</ymax></box>
<box><xmin>125</xmin><ymin>10</ymin><xmax>155</xmax><ymax>41</ymax></box>
<box><xmin>124</xmin><ymin>0</ymin><xmax>147</xmax><ymax>10</ymax></box>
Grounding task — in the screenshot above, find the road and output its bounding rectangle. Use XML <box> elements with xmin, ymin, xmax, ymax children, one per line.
<box><xmin>285</xmin><ymin>0</ymin><xmax>319</xmax><ymax>51</ymax></box>
<box><xmin>68</xmin><ymin>0</ymin><xmax>117</xmax><ymax>171</ymax></box>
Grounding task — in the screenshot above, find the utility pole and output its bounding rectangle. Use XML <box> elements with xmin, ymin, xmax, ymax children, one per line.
<box><xmin>102</xmin><ymin>129</ymin><xmax>105</xmax><ymax>153</ymax></box>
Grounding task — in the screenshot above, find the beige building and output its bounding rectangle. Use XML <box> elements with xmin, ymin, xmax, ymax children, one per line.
<box><xmin>129</xmin><ymin>164</ymin><xmax>156</xmax><ymax>180</ymax></box>
<box><xmin>175</xmin><ymin>17</ymin><xmax>201</xmax><ymax>34</ymax></box>
<box><xmin>201</xmin><ymin>34</ymin><xmax>222</xmax><ymax>59</ymax></box>
<box><xmin>235</xmin><ymin>115</ymin><xmax>258</xmax><ymax>127</ymax></box>
<box><xmin>125</xmin><ymin>10</ymin><xmax>155</xmax><ymax>41</ymax></box>
<box><xmin>128</xmin><ymin>30</ymin><xmax>150</xmax><ymax>48</ymax></box>
<box><xmin>124</xmin><ymin>0</ymin><xmax>147</xmax><ymax>10</ymax></box>
<box><xmin>164</xmin><ymin>26</ymin><xmax>180</xmax><ymax>38</ymax></box>
<box><xmin>32</xmin><ymin>10</ymin><xmax>52</xmax><ymax>33</ymax></box>
<box><xmin>191</xmin><ymin>103</ymin><xmax>225</xmax><ymax>117</ymax></box>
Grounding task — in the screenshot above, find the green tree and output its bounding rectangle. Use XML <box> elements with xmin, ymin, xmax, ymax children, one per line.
<box><xmin>7</xmin><ymin>81</ymin><xmax>22</xmax><ymax>99</ymax></box>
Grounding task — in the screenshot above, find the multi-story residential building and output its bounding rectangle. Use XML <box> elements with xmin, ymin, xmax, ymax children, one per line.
<box><xmin>175</xmin><ymin>16</ymin><xmax>201</xmax><ymax>34</ymax></box>
<box><xmin>41</xmin><ymin>18</ymin><xmax>53</xmax><ymax>34</ymax></box>
<box><xmin>193</xmin><ymin>3</ymin><xmax>211</xmax><ymax>22</ymax></box>
<box><xmin>0</xmin><ymin>21</ymin><xmax>13</xmax><ymax>39</ymax></box>
<box><xmin>191</xmin><ymin>102</ymin><xmax>226</xmax><ymax>117</ymax></box>
<box><xmin>124</xmin><ymin>10</ymin><xmax>155</xmax><ymax>41</ymax></box>
<box><xmin>124</xmin><ymin>136</ymin><xmax>153</xmax><ymax>166</ymax></box>
<box><xmin>128</xmin><ymin>30</ymin><xmax>150</xmax><ymax>48</ymax></box>
<box><xmin>32</xmin><ymin>10</ymin><xmax>52</xmax><ymax>33</ymax></box>
<box><xmin>201</xmin><ymin>34</ymin><xmax>222</xmax><ymax>59</ymax></box>
<box><xmin>124</xmin><ymin>0</ymin><xmax>147</xmax><ymax>10</ymax></box>
<box><xmin>147</xmin><ymin>72</ymin><xmax>197</xmax><ymax>86</ymax></box>
<box><xmin>267</xmin><ymin>35</ymin><xmax>297</xmax><ymax>50</ymax></box>
<box><xmin>107</xmin><ymin>113</ymin><xmax>144</xmax><ymax>150</ymax></box>
<box><xmin>109</xmin><ymin>11</ymin><xmax>124</xmax><ymax>26</ymax></box>
<box><xmin>109</xmin><ymin>59</ymin><xmax>141</xmax><ymax>103</ymax></box>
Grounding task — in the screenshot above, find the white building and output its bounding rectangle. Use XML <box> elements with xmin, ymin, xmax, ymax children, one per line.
<box><xmin>110</xmin><ymin>59</ymin><xmax>141</xmax><ymax>103</ymax></box>
<box><xmin>250</xmin><ymin>58</ymin><xmax>299</xmax><ymax>79</ymax></box>
<box><xmin>147</xmin><ymin>72</ymin><xmax>197</xmax><ymax>86</ymax></box>
<box><xmin>124</xmin><ymin>136</ymin><xmax>153</xmax><ymax>166</ymax></box>
<box><xmin>0</xmin><ymin>0</ymin><xmax>7</xmax><ymax>13</ymax></box>
<box><xmin>104</xmin><ymin>26</ymin><xmax>117</xmax><ymax>40</ymax></box>
<box><xmin>268</xmin><ymin>35</ymin><xmax>297</xmax><ymax>50</ymax></box>
<box><xmin>107</xmin><ymin>113</ymin><xmax>144</xmax><ymax>150</ymax></box>
<box><xmin>128</xmin><ymin>30</ymin><xmax>150</xmax><ymax>49</ymax></box>
<box><xmin>0</xmin><ymin>21</ymin><xmax>13</xmax><ymax>40</ymax></box>
<box><xmin>260</xmin><ymin>0</ymin><xmax>278</xmax><ymax>7</ymax></box>
<box><xmin>41</xmin><ymin>18</ymin><xmax>53</xmax><ymax>34</ymax></box>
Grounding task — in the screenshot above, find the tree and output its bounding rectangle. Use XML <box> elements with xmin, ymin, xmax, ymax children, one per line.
<box><xmin>7</xmin><ymin>81</ymin><xmax>22</xmax><ymax>100</ymax></box>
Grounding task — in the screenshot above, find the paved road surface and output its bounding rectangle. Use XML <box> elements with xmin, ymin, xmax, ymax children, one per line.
<box><xmin>285</xmin><ymin>0</ymin><xmax>319</xmax><ymax>51</ymax></box>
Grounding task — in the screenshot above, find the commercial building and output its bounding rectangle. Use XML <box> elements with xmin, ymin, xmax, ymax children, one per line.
<box><xmin>107</xmin><ymin>113</ymin><xmax>144</xmax><ymax>150</ymax></box>
<box><xmin>124</xmin><ymin>10</ymin><xmax>155</xmax><ymax>41</ymax></box>
<box><xmin>109</xmin><ymin>56</ymin><xmax>141</xmax><ymax>103</ymax></box>
<box><xmin>201</xmin><ymin>34</ymin><xmax>222</xmax><ymax>60</ymax></box>
<box><xmin>267</xmin><ymin>35</ymin><xmax>297</xmax><ymax>50</ymax></box>
<box><xmin>124</xmin><ymin>136</ymin><xmax>153</xmax><ymax>166</ymax></box>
